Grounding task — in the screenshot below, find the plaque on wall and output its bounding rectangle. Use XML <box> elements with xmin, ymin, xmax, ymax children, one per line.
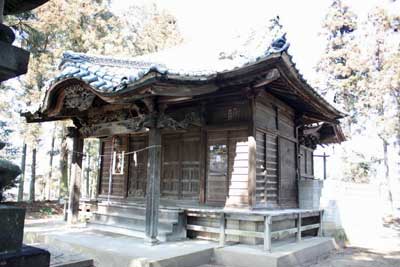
<box><xmin>112</xmin><ymin>151</ymin><xmax>125</xmax><ymax>175</ymax></box>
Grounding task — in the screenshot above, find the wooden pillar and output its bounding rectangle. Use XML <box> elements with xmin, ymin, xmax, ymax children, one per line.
<box><xmin>219</xmin><ymin>212</ymin><xmax>226</xmax><ymax>247</ymax></box>
<box><xmin>248</xmin><ymin>97</ymin><xmax>257</xmax><ymax>208</ymax></box>
<box><xmin>248</xmin><ymin>136</ymin><xmax>257</xmax><ymax>208</ymax></box>
<box><xmin>318</xmin><ymin>210</ymin><xmax>324</xmax><ymax>237</ymax></box>
<box><xmin>67</xmin><ymin>129</ymin><xmax>84</xmax><ymax>224</ymax></box>
<box><xmin>145</xmin><ymin>125</ymin><xmax>161</xmax><ymax>245</ymax></box>
<box><xmin>296</xmin><ymin>213</ymin><xmax>302</xmax><ymax>242</ymax></box>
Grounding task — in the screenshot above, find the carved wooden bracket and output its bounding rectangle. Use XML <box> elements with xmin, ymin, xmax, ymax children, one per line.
<box><xmin>63</xmin><ymin>84</ymin><xmax>96</xmax><ymax>111</ymax></box>
<box><xmin>78</xmin><ymin>110</ymin><xmax>204</xmax><ymax>138</ymax></box>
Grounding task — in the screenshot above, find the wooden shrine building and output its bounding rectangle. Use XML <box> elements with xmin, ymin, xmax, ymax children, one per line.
<box><xmin>24</xmin><ymin>36</ymin><xmax>345</xmax><ymax>248</ymax></box>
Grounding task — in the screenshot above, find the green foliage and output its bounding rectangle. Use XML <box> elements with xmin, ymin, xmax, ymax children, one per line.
<box><xmin>343</xmin><ymin>161</ymin><xmax>371</xmax><ymax>183</ymax></box>
<box><xmin>39</xmin><ymin>206</ymin><xmax>53</xmax><ymax>215</ymax></box>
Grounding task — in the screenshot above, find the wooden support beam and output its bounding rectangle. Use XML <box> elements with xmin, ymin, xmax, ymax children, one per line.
<box><xmin>248</xmin><ymin>136</ymin><xmax>257</xmax><ymax>208</ymax></box>
<box><xmin>67</xmin><ymin>131</ymin><xmax>83</xmax><ymax>224</ymax></box>
<box><xmin>219</xmin><ymin>213</ymin><xmax>226</xmax><ymax>247</ymax></box>
<box><xmin>264</xmin><ymin>215</ymin><xmax>272</xmax><ymax>252</ymax></box>
<box><xmin>145</xmin><ymin>124</ymin><xmax>161</xmax><ymax>245</ymax></box>
<box><xmin>253</xmin><ymin>68</ymin><xmax>280</xmax><ymax>88</ymax></box>
<box><xmin>296</xmin><ymin>213</ymin><xmax>302</xmax><ymax>242</ymax></box>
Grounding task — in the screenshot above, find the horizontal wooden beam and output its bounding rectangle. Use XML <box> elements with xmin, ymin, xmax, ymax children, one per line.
<box><xmin>187</xmin><ymin>224</ymin><xmax>220</xmax><ymax>234</ymax></box>
<box><xmin>187</xmin><ymin>223</ymin><xmax>321</xmax><ymax>239</ymax></box>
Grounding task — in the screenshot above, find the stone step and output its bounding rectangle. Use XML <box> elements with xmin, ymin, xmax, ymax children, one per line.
<box><xmin>96</xmin><ymin>202</ymin><xmax>182</xmax><ymax>221</ymax></box>
<box><xmin>87</xmin><ymin>222</ymin><xmax>183</xmax><ymax>242</ymax></box>
<box><xmin>92</xmin><ymin>212</ymin><xmax>178</xmax><ymax>233</ymax></box>
<box><xmin>211</xmin><ymin>237</ymin><xmax>336</xmax><ymax>267</ymax></box>
<box><xmin>93</xmin><ymin>202</ymin><xmax>187</xmax><ymax>242</ymax></box>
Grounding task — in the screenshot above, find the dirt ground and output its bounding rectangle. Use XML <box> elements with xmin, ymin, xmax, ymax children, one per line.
<box><xmin>20</xmin><ymin>201</ymin><xmax>400</xmax><ymax>267</ymax></box>
<box><xmin>309</xmin><ymin>217</ymin><xmax>400</xmax><ymax>267</ymax></box>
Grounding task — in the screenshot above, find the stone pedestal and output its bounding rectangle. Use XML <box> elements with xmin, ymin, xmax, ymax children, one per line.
<box><xmin>0</xmin><ymin>206</ymin><xmax>25</xmax><ymax>254</ymax></box>
<box><xmin>299</xmin><ymin>179</ymin><xmax>323</xmax><ymax>210</ymax></box>
<box><xmin>0</xmin><ymin>206</ymin><xmax>50</xmax><ymax>267</ymax></box>
<box><xmin>0</xmin><ymin>245</ymin><xmax>50</xmax><ymax>267</ymax></box>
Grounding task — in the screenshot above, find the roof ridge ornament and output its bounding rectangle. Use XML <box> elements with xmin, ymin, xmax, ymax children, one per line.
<box><xmin>269</xmin><ymin>33</ymin><xmax>290</xmax><ymax>53</ymax></box>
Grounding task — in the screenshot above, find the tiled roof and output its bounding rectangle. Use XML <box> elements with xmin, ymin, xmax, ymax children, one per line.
<box><xmin>43</xmin><ymin>32</ymin><xmax>344</xmax><ymax>121</ymax></box>
<box><xmin>50</xmin><ymin>34</ymin><xmax>290</xmax><ymax>93</ymax></box>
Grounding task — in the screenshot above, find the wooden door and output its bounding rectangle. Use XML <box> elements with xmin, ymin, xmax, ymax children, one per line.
<box><xmin>161</xmin><ymin>132</ymin><xmax>201</xmax><ymax>200</ymax></box>
<box><xmin>128</xmin><ymin>135</ymin><xmax>148</xmax><ymax>198</ymax></box>
<box><xmin>98</xmin><ymin>136</ymin><xmax>128</xmax><ymax>198</ymax></box>
<box><xmin>161</xmin><ymin>134</ymin><xmax>181</xmax><ymax>199</ymax></box>
<box><xmin>206</xmin><ymin>132</ymin><xmax>228</xmax><ymax>204</ymax></box>
<box><xmin>181</xmin><ymin>133</ymin><xmax>201</xmax><ymax>200</ymax></box>
<box><xmin>279</xmin><ymin>138</ymin><xmax>297</xmax><ymax>206</ymax></box>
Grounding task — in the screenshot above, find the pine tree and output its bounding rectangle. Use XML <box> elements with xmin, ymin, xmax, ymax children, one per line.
<box><xmin>361</xmin><ymin>3</ymin><xmax>400</xmax><ymax>209</ymax></box>
<box><xmin>316</xmin><ymin>0</ymin><xmax>362</xmax><ymax>130</ymax></box>
<box><xmin>316</xmin><ymin>0</ymin><xmax>372</xmax><ymax>183</ymax></box>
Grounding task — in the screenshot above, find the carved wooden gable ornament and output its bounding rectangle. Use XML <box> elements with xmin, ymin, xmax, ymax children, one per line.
<box><xmin>63</xmin><ymin>84</ymin><xmax>96</xmax><ymax>111</ymax></box>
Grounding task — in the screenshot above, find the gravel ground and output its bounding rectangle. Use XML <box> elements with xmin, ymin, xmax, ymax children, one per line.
<box><xmin>308</xmin><ymin>246</ymin><xmax>400</xmax><ymax>267</ymax></box>
<box><xmin>309</xmin><ymin>217</ymin><xmax>400</xmax><ymax>267</ymax></box>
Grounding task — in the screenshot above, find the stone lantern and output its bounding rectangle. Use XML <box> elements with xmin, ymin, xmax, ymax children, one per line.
<box><xmin>0</xmin><ymin>1</ymin><xmax>51</xmax><ymax>266</ymax></box>
<box><xmin>0</xmin><ymin>0</ymin><xmax>49</xmax><ymax>82</ymax></box>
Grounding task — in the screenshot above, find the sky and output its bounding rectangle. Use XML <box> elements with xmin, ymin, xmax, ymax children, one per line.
<box><xmin>113</xmin><ymin>0</ymin><xmax>387</xmax><ymax>82</ymax></box>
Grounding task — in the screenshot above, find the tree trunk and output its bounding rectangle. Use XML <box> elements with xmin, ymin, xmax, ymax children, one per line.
<box><xmin>17</xmin><ymin>143</ymin><xmax>27</xmax><ymax>202</ymax></box>
<box><xmin>59</xmin><ymin>125</ymin><xmax>69</xmax><ymax>199</ymax></box>
<box><xmin>47</xmin><ymin>124</ymin><xmax>56</xmax><ymax>200</ymax></box>
<box><xmin>86</xmin><ymin>141</ymin><xmax>91</xmax><ymax>198</ymax></box>
<box><xmin>382</xmin><ymin>138</ymin><xmax>394</xmax><ymax>212</ymax></box>
<box><xmin>29</xmin><ymin>148</ymin><xmax>36</xmax><ymax>203</ymax></box>
<box><xmin>68</xmin><ymin>151</ymin><xmax>72</xmax><ymax>190</ymax></box>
